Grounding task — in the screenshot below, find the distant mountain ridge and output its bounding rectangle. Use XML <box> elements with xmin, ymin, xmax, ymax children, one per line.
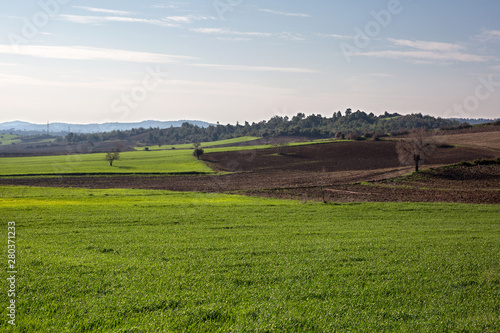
<box><xmin>451</xmin><ymin>118</ymin><xmax>499</xmax><ymax>125</ymax></box>
<box><xmin>0</xmin><ymin>120</ymin><xmax>212</xmax><ymax>134</ymax></box>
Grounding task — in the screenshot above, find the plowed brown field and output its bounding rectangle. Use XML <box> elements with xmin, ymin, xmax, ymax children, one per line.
<box><xmin>1</xmin><ymin>139</ymin><xmax>499</xmax><ymax>204</ymax></box>
<box><xmin>201</xmin><ymin>141</ymin><xmax>497</xmax><ymax>173</ymax></box>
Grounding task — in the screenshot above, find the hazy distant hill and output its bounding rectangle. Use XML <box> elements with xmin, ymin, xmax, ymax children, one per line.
<box><xmin>452</xmin><ymin>118</ymin><xmax>499</xmax><ymax>125</ymax></box>
<box><xmin>0</xmin><ymin>120</ymin><xmax>212</xmax><ymax>134</ymax></box>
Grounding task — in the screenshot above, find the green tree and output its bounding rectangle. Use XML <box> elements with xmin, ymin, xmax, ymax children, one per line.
<box><xmin>105</xmin><ymin>152</ymin><xmax>120</xmax><ymax>166</ymax></box>
<box><xmin>193</xmin><ymin>143</ymin><xmax>204</xmax><ymax>160</ymax></box>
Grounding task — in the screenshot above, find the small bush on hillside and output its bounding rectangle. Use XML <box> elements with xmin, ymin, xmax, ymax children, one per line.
<box><xmin>474</xmin><ymin>159</ymin><xmax>500</xmax><ymax>166</ymax></box>
<box><xmin>193</xmin><ymin>143</ymin><xmax>204</xmax><ymax>159</ymax></box>
<box><xmin>456</xmin><ymin>158</ymin><xmax>500</xmax><ymax>167</ymax></box>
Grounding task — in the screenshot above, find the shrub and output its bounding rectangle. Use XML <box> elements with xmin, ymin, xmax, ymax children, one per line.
<box><xmin>474</xmin><ymin>159</ymin><xmax>498</xmax><ymax>166</ymax></box>
<box><xmin>457</xmin><ymin>161</ymin><xmax>474</xmax><ymax>167</ymax></box>
<box><xmin>193</xmin><ymin>147</ymin><xmax>204</xmax><ymax>159</ymax></box>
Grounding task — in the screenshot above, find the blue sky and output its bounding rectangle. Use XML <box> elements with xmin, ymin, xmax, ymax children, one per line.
<box><xmin>0</xmin><ymin>0</ymin><xmax>499</xmax><ymax>124</ymax></box>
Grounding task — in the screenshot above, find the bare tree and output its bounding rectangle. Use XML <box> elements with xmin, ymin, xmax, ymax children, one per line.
<box><xmin>396</xmin><ymin>129</ymin><xmax>436</xmax><ymax>172</ymax></box>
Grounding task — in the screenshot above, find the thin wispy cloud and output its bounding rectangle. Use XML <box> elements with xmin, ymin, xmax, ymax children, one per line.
<box><xmin>0</xmin><ymin>62</ymin><xmax>18</xmax><ymax>67</ymax></box>
<box><xmin>487</xmin><ymin>30</ymin><xmax>500</xmax><ymax>37</ymax></box>
<box><xmin>0</xmin><ymin>45</ymin><xmax>195</xmax><ymax>63</ymax></box>
<box><xmin>321</xmin><ymin>33</ymin><xmax>358</xmax><ymax>40</ymax></box>
<box><xmin>216</xmin><ymin>37</ymin><xmax>252</xmax><ymax>42</ymax></box>
<box><xmin>165</xmin><ymin>15</ymin><xmax>215</xmax><ymax>23</ymax></box>
<box><xmin>190</xmin><ymin>28</ymin><xmax>305</xmax><ymax>41</ymax></box>
<box><xmin>191</xmin><ymin>63</ymin><xmax>319</xmax><ymax>74</ymax></box>
<box><xmin>357</xmin><ymin>50</ymin><xmax>489</xmax><ymax>63</ymax></box>
<box><xmin>159</xmin><ymin>80</ymin><xmax>294</xmax><ymax>97</ymax></box>
<box><xmin>59</xmin><ymin>15</ymin><xmax>179</xmax><ymax>28</ymax></box>
<box><xmin>278</xmin><ymin>32</ymin><xmax>307</xmax><ymax>41</ymax></box>
<box><xmin>387</xmin><ymin>38</ymin><xmax>464</xmax><ymax>52</ymax></box>
<box><xmin>370</xmin><ymin>73</ymin><xmax>394</xmax><ymax>78</ymax></box>
<box><xmin>475</xmin><ymin>30</ymin><xmax>500</xmax><ymax>42</ymax></box>
<box><xmin>61</xmin><ymin>12</ymin><xmax>212</xmax><ymax>27</ymax></box>
<box><xmin>258</xmin><ymin>8</ymin><xmax>311</xmax><ymax>18</ymax></box>
<box><xmin>148</xmin><ymin>2</ymin><xmax>191</xmax><ymax>10</ymax></box>
<box><xmin>355</xmin><ymin>38</ymin><xmax>489</xmax><ymax>64</ymax></box>
<box><xmin>0</xmin><ymin>73</ymin><xmax>136</xmax><ymax>90</ymax></box>
<box><xmin>73</xmin><ymin>6</ymin><xmax>134</xmax><ymax>16</ymax></box>
<box><xmin>190</xmin><ymin>28</ymin><xmax>272</xmax><ymax>37</ymax></box>
<box><xmin>149</xmin><ymin>4</ymin><xmax>168</xmax><ymax>9</ymax></box>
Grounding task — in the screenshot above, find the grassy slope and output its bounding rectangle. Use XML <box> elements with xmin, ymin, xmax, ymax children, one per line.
<box><xmin>0</xmin><ymin>150</ymin><xmax>212</xmax><ymax>176</ymax></box>
<box><xmin>0</xmin><ymin>138</ymin><xmax>351</xmax><ymax>176</ymax></box>
<box><xmin>204</xmin><ymin>139</ymin><xmax>352</xmax><ymax>153</ymax></box>
<box><xmin>137</xmin><ymin>136</ymin><xmax>261</xmax><ymax>151</ymax></box>
<box><xmin>0</xmin><ymin>135</ymin><xmax>56</xmax><ymax>146</ymax></box>
<box><xmin>0</xmin><ymin>134</ymin><xmax>21</xmax><ymax>145</ymax></box>
<box><xmin>1</xmin><ymin>186</ymin><xmax>498</xmax><ymax>332</ymax></box>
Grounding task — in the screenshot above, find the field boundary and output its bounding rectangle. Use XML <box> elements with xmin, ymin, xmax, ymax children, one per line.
<box><xmin>0</xmin><ymin>171</ymin><xmax>213</xmax><ymax>178</ymax></box>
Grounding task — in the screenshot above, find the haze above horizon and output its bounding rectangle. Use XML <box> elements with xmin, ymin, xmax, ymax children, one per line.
<box><xmin>1</xmin><ymin>0</ymin><xmax>499</xmax><ymax>124</ymax></box>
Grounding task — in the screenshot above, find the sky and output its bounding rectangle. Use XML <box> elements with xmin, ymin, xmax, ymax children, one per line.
<box><xmin>0</xmin><ymin>0</ymin><xmax>499</xmax><ymax>125</ymax></box>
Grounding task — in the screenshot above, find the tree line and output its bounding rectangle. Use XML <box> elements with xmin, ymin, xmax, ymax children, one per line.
<box><xmin>65</xmin><ymin>110</ymin><xmax>460</xmax><ymax>145</ymax></box>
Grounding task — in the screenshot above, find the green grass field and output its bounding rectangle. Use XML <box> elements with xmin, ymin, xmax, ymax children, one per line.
<box><xmin>0</xmin><ymin>134</ymin><xmax>21</xmax><ymax>146</ymax></box>
<box><xmin>0</xmin><ymin>137</ymin><xmax>352</xmax><ymax>176</ymax></box>
<box><xmin>0</xmin><ymin>135</ymin><xmax>56</xmax><ymax>146</ymax></box>
<box><xmin>137</xmin><ymin>136</ymin><xmax>261</xmax><ymax>151</ymax></box>
<box><xmin>1</xmin><ymin>186</ymin><xmax>499</xmax><ymax>332</ymax></box>
<box><xmin>0</xmin><ymin>150</ymin><xmax>212</xmax><ymax>176</ymax></box>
